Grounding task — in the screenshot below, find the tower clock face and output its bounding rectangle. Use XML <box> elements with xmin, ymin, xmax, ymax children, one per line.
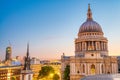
<box><xmin>7</xmin><ymin>48</ymin><xmax>10</xmax><ymax>51</ymax></box>
<box><xmin>7</xmin><ymin>48</ymin><xmax>11</xmax><ymax>53</ymax></box>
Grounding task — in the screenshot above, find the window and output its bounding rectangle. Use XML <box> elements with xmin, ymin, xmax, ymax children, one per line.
<box><xmin>91</xmin><ymin>64</ymin><xmax>95</xmax><ymax>74</ymax></box>
<box><xmin>91</xmin><ymin>54</ymin><xmax>94</xmax><ymax>56</ymax></box>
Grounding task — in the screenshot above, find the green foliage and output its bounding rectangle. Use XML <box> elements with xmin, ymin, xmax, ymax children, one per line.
<box><xmin>32</xmin><ymin>77</ymin><xmax>37</xmax><ymax>80</ymax></box>
<box><xmin>38</xmin><ymin>66</ymin><xmax>54</xmax><ymax>79</ymax></box>
<box><xmin>53</xmin><ymin>73</ymin><xmax>60</xmax><ymax>80</ymax></box>
<box><xmin>11</xmin><ymin>77</ymin><xmax>16</xmax><ymax>80</ymax></box>
<box><xmin>63</xmin><ymin>65</ymin><xmax>70</xmax><ymax>80</ymax></box>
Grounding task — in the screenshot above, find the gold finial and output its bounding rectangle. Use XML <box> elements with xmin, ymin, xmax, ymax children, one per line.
<box><xmin>87</xmin><ymin>4</ymin><xmax>92</xmax><ymax>20</ymax></box>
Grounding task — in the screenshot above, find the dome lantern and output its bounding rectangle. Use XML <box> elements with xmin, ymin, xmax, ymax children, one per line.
<box><xmin>87</xmin><ymin>4</ymin><xmax>93</xmax><ymax>20</ymax></box>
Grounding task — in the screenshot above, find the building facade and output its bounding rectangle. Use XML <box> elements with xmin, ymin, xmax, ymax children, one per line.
<box><xmin>117</xmin><ymin>56</ymin><xmax>120</xmax><ymax>73</ymax></box>
<box><xmin>5</xmin><ymin>46</ymin><xmax>12</xmax><ymax>61</ymax></box>
<box><xmin>31</xmin><ymin>57</ymin><xmax>40</xmax><ymax>64</ymax></box>
<box><xmin>61</xmin><ymin>4</ymin><xmax>118</xmax><ymax>80</ymax></box>
<box><xmin>0</xmin><ymin>64</ymin><xmax>41</xmax><ymax>80</ymax></box>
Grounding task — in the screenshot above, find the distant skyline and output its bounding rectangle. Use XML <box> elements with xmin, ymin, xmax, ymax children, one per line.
<box><xmin>0</xmin><ymin>0</ymin><xmax>120</xmax><ymax>60</ymax></box>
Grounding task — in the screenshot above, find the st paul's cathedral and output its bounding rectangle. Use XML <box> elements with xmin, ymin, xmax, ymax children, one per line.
<box><xmin>61</xmin><ymin>4</ymin><xmax>118</xmax><ymax>80</ymax></box>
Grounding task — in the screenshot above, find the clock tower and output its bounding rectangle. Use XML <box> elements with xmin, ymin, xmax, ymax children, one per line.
<box><xmin>5</xmin><ymin>46</ymin><xmax>12</xmax><ymax>61</ymax></box>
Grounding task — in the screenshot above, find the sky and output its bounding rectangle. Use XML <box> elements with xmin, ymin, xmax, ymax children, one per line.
<box><xmin>0</xmin><ymin>0</ymin><xmax>120</xmax><ymax>60</ymax></box>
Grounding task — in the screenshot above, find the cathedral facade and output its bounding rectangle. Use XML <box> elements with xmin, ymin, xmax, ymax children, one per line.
<box><xmin>61</xmin><ymin>4</ymin><xmax>118</xmax><ymax>80</ymax></box>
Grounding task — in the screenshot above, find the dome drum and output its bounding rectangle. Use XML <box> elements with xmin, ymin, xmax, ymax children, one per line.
<box><xmin>78</xmin><ymin>32</ymin><xmax>103</xmax><ymax>37</ymax></box>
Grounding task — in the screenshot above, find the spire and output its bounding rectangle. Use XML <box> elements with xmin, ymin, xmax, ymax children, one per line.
<box><xmin>23</xmin><ymin>43</ymin><xmax>31</xmax><ymax>70</ymax></box>
<box><xmin>27</xmin><ymin>43</ymin><xmax>29</xmax><ymax>57</ymax></box>
<box><xmin>87</xmin><ymin>4</ymin><xmax>93</xmax><ymax>20</ymax></box>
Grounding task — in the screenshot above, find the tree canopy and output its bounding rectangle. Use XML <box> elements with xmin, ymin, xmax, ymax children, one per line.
<box><xmin>63</xmin><ymin>65</ymin><xmax>70</xmax><ymax>80</ymax></box>
<box><xmin>53</xmin><ymin>73</ymin><xmax>60</xmax><ymax>80</ymax></box>
<box><xmin>38</xmin><ymin>66</ymin><xmax>54</xmax><ymax>79</ymax></box>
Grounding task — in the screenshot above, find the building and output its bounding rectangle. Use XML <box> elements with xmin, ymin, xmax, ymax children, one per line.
<box><xmin>20</xmin><ymin>44</ymin><xmax>33</xmax><ymax>80</ymax></box>
<box><xmin>0</xmin><ymin>66</ymin><xmax>21</xmax><ymax>80</ymax></box>
<box><xmin>31</xmin><ymin>57</ymin><xmax>40</xmax><ymax>64</ymax></box>
<box><xmin>61</xmin><ymin>4</ymin><xmax>118</xmax><ymax>80</ymax></box>
<box><xmin>81</xmin><ymin>74</ymin><xmax>120</xmax><ymax>80</ymax></box>
<box><xmin>117</xmin><ymin>56</ymin><xmax>120</xmax><ymax>73</ymax></box>
<box><xmin>5</xmin><ymin>46</ymin><xmax>12</xmax><ymax>61</ymax></box>
<box><xmin>40</xmin><ymin>60</ymin><xmax>50</xmax><ymax>65</ymax></box>
<box><xmin>0</xmin><ymin>64</ymin><xmax>41</xmax><ymax>80</ymax></box>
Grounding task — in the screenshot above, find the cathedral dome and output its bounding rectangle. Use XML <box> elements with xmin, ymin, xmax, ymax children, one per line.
<box><xmin>79</xmin><ymin>4</ymin><xmax>103</xmax><ymax>33</ymax></box>
<box><xmin>79</xmin><ymin>20</ymin><xmax>103</xmax><ymax>33</ymax></box>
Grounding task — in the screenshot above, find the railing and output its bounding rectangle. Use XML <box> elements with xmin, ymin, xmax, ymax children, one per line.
<box><xmin>81</xmin><ymin>74</ymin><xmax>120</xmax><ymax>80</ymax></box>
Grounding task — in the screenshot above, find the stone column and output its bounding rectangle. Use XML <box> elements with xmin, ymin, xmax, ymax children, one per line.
<box><xmin>86</xmin><ymin>41</ymin><xmax>88</xmax><ymax>50</ymax></box>
<box><xmin>82</xmin><ymin>42</ymin><xmax>85</xmax><ymax>51</ymax></box>
<box><xmin>94</xmin><ymin>41</ymin><xmax>96</xmax><ymax>50</ymax></box>
<box><xmin>102</xmin><ymin>42</ymin><xmax>104</xmax><ymax>50</ymax></box>
<box><xmin>104</xmin><ymin>42</ymin><xmax>106</xmax><ymax>51</ymax></box>
<box><xmin>88</xmin><ymin>63</ymin><xmax>90</xmax><ymax>75</ymax></box>
<box><xmin>95</xmin><ymin>42</ymin><xmax>98</xmax><ymax>50</ymax></box>
<box><xmin>86</xmin><ymin>63</ymin><xmax>88</xmax><ymax>75</ymax></box>
<box><xmin>80</xmin><ymin>42</ymin><xmax>81</xmax><ymax>51</ymax></box>
<box><xmin>82</xmin><ymin>42</ymin><xmax>83</xmax><ymax>51</ymax></box>
<box><xmin>98</xmin><ymin>42</ymin><xmax>100</xmax><ymax>50</ymax></box>
<box><xmin>88</xmin><ymin>41</ymin><xmax>90</xmax><ymax>50</ymax></box>
<box><xmin>103</xmin><ymin>42</ymin><xmax>105</xmax><ymax>50</ymax></box>
<box><xmin>99</xmin><ymin>42</ymin><xmax>101</xmax><ymax>50</ymax></box>
<box><xmin>92</xmin><ymin>41</ymin><xmax>94</xmax><ymax>50</ymax></box>
<box><xmin>101</xmin><ymin>42</ymin><xmax>103</xmax><ymax>50</ymax></box>
<box><xmin>85</xmin><ymin>42</ymin><xmax>87</xmax><ymax>50</ymax></box>
<box><xmin>81</xmin><ymin>42</ymin><xmax>83</xmax><ymax>51</ymax></box>
<box><xmin>100</xmin><ymin>64</ymin><xmax>101</xmax><ymax>74</ymax></box>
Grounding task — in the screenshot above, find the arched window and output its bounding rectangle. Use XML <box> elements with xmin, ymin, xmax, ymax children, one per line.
<box><xmin>91</xmin><ymin>64</ymin><xmax>95</xmax><ymax>74</ymax></box>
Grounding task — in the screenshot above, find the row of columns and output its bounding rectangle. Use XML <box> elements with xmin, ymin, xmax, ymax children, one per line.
<box><xmin>70</xmin><ymin>63</ymin><xmax>117</xmax><ymax>75</ymax></box>
<box><xmin>75</xmin><ymin>41</ymin><xmax>108</xmax><ymax>51</ymax></box>
<box><xmin>71</xmin><ymin>63</ymin><xmax>103</xmax><ymax>75</ymax></box>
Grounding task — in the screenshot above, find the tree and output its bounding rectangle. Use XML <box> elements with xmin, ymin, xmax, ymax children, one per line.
<box><xmin>11</xmin><ymin>77</ymin><xmax>16</xmax><ymax>80</ymax></box>
<box><xmin>53</xmin><ymin>73</ymin><xmax>60</xmax><ymax>80</ymax></box>
<box><xmin>63</xmin><ymin>65</ymin><xmax>70</xmax><ymax>80</ymax></box>
<box><xmin>38</xmin><ymin>66</ymin><xmax>54</xmax><ymax>79</ymax></box>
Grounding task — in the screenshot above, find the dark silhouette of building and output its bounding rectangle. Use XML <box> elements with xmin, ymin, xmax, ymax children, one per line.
<box><xmin>5</xmin><ymin>46</ymin><xmax>12</xmax><ymax>61</ymax></box>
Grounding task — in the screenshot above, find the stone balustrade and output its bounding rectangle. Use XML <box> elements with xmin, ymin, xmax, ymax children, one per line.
<box><xmin>81</xmin><ymin>74</ymin><xmax>120</xmax><ymax>80</ymax></box>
